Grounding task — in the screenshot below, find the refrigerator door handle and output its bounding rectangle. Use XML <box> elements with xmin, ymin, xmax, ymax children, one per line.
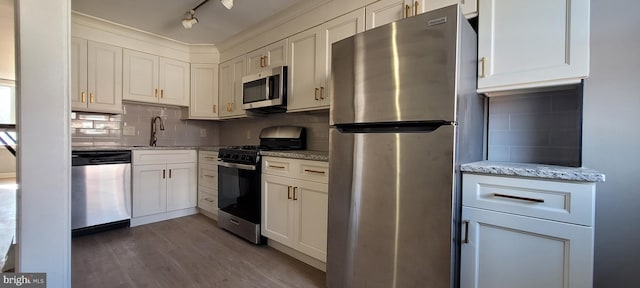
<box><xmin>462</xmin><ymin>220</ymin><xmax>470</xmax><ymax>244</ymax></box>
<box><xmin>335</xmin><ymin>121</ymin><xmax>453</xmax><ymax>133</ymax></box>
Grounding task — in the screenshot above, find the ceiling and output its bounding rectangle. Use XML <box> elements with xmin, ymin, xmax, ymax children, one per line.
<box><xmin>72</xmin><ymin>0</ymin><xmax>306</xmax><ymax>45</ymax></box>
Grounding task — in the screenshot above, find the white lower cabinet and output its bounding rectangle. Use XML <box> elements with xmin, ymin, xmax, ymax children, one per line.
<box><xmin>461</xmin><ymin>173</ymin><xmax>596</xmax><ymax>288</ymax></box>
<box><xmin>197</xmin><ymin>150</ymin><xmax>218</xmax><ymax>218</ymax></box>
<box><xmin>131</xmin><ymin>150</ymin><xmax>197</xmax><ymax>226</ymax></box>
<box><xmin>132</xmin><ymin>164</ymin><xmax>167</xmax><ymax>217</ymax></box>
<box><xmin>261</xmin><ymin>157</ymin><xmax>328</xmax><ymax>262</ymax></box>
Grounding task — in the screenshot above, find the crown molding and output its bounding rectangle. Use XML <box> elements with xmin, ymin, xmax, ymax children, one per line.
<box><xmin>217</xmin><ymin>0</ymin><xmax>376</xmax><ymax>62</ymax></box>
<box><xmin>72</xmin><ymin>12</ymin><xmax>218</xmax><ymax>62</ymax></box>
<box><xmin>217</xmin><ymin>0</ymin><xmax>332</xmax><ymax>52</ymax></box>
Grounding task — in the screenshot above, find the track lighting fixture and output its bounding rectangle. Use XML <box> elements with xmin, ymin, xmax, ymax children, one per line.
<box><xmin>181</xmin><ymin>0</ymin><xmax>234</xmax><ymax>29</ymax></box>
<box><xmin>182</xmin><ymin>10</ymin><xmax>198</xmax><ymax>29</ymax></box>
<box><xmin>220</xmin><ymin>0</ymin><xmax>233</xmax><ymax>10</ymax></box>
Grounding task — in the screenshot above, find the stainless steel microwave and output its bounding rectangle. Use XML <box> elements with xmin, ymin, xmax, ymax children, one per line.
<box><xmin>242</xmin><ymin>66</ymin><xmax>287</xmax><ymax>112</ymax></box>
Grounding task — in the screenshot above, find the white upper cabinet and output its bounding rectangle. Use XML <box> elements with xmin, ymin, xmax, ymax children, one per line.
<box><xmin>185</xmin><ymin>63</ymin><xmax>219</xmax><ymax>119</ymax></box>
<box><xmin>288</xmin><ymin>27</ymin><xmax>323</xmax><ymax>112</ymax></box>
<box><xmin>366</xmin><ymin>0</ymin><xmax>476</xmax><ymax>29</ymax></box>
<box><xmin>122</xmin><ymin>50</ymin><xmax>158</xmax><ymax>103</ymax></box>
<box><xmin>158</xmin><ymin>58</ymin><xmax>190</xmax><ymax>106</ymax></box>
<box><xmin>288</xmin><ymin>9</ymin><xmax>365</xmax><ymax>112</ymax></box>
<box><xmin>476</xmin><ymin>0</ymin><xmax>590</xmax><ymax>94</ymax></box>
<box><xmin>219</xmin><ymin>55</ymin><xmax>247</xmax><ymax>119</ymax></box>
<box><xmin>246</xmin><ymin>39</ymin><xmax>288</xmax><ymax>75</ymax></box>
<box><xmin>71</xmin><ymin>37</ymin><xmax>123</xmax><ymax>113</ymax></box>
<box><xmin>123</xmin><ymin>49</ymin><xmax>190</xmax><ymax>106</ymax></box>
<box><xmin>365</xmin><ymin>0</ymin><xmax>407</xmax><ymax>30</ymax></box>
<box><xmin>426</xmin><ymin>0</ymin><xmax>477</xmax><ymax>17</ymax></box>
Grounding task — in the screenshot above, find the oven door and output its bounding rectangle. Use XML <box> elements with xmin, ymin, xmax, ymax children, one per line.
<box><xmin>217</xmin><ymin>161</ymin><xmax>261</xmax><ymax>224</ymax></box>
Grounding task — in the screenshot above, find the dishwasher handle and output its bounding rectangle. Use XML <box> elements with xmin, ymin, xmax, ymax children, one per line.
<box><xmin>72</xmin><ymin>151</ymin><xmax>131</xmax><ymax>166</ymax></box>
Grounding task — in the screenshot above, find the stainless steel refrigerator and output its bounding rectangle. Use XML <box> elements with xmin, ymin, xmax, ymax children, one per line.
<box><xmin>327</xmin><ymin>5</ymin><xmax>484</xmax><ymax>288</ymax></box>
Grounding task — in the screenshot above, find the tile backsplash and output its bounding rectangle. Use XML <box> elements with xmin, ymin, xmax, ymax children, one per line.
<box><xmin>487</xmin><ymin>86</ymin><xmax>582</xmax><ymax>167</ymax></box>
<box><xmin>219</xmin><ymin>111</ymin><xmax>329</xmax><ymax>151</ymax></box>
<box><xmin>72</xmin><ymin>103</ymin><xmax>220</xmax><ymax>147</ymax></box>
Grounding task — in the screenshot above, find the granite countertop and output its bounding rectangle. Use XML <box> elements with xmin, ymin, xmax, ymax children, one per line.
<box><xmin>72</xmin><ymin>146</ymin><xmax>222</xmax><ymax>151</ymax></box>
<box><xmin>260</xmin><ymin>150</ymin><xmax>329</xmax><ymax>162</ymax></box>
<box><xmin>198</xmin><ymin>146</ymin><xmax>222</xmax><ymax>152</ymax></box>
<box><xmin>461</xmin><ymin>161</ymin><xmax>605</xmax><ymax>182</ymax></box>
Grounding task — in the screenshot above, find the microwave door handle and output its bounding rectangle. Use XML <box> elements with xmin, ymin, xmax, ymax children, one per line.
<box><xmin>266</xmin><ymin>76</ymin><xmax>272</xmax><ymax>100</ymax></box>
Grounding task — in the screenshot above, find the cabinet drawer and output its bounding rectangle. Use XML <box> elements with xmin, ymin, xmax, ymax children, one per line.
<box><xmin>263</xmin><ymin>157</ymin><xmax>292</xmax><ymax>176</ymax></box>
<box><xmin>462</xmin><ymin>174</ymin><xmax>595</xmax><ymax>226</ymax></box>
<box><xmin>199</xmin><ymin>151</ymin><xmax>218</xmax><ymax>165</ymax></box>
<box><xmin>297</xmin><ymin>160</ymin><xmax>329</xmax><ymax>183</ymax></box>
<box><xmin>133</xmin><ymin>150</ymin><xmax>197</xmax><ymax>165</ymax></box>
<box><xmin>198</xmin><ymin>186</ymin><xmax>218</xmax><ymax>214</ymax></box>
<box><xmin>199</xmin><ymin>164</ymin><xmax>218</xmax><ymax>189</ymax></box>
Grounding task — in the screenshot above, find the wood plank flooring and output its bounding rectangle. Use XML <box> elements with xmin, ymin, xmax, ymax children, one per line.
<box><xmin>72</xmin><ymin>214</ymin><xmax>326</xmax><ymax>288</ymax></box>
<box><xmin>0</xmin><ymin>178</ymin><xmax>16</xmax><ymax>270</ymax></box>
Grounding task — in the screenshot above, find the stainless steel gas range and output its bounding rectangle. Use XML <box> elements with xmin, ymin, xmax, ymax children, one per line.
<box><xmin>217</xmin><ymin>126</ymin><xmax>306</xmax><ymax>244</ymax></box>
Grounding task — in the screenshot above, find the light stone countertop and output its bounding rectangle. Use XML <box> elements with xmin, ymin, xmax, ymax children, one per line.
<box><xmin>461</xmin><ymin>161</ymin><xmax>605</xmax><ymax>182</ymax></box>
<box><xmin>260</xmin><ymin>150</ymin><xmax>329</xmax><ymax>162</ymax></box>
<box><xmin>198</xmin><ymin>146</ymin><xmax>222</xmax><ymax>152</ymax></box>
<box><xmin>72</xmin><ymin>146</ymin><xmax>222</xmax><ymax>152</ymax></box>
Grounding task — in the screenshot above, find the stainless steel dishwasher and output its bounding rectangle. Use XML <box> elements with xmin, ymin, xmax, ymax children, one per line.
<box><xmin>72</xmin><ymin>150</ymin><xmax>131</xmax><ymax>236</ymax></box>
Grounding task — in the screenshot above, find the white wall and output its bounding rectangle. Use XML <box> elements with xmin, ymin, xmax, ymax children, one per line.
<box><xmin>16</xmin><ymin>0</ymin><xmax>71</xmax><ymax>286</ymax></box>
<box><xmin>0</xmin><ymin>0</ymin><xmax>14</xmax><ymax>81</ymax></box>
<box><xmin>583</xmin><ymin>0</ymin><xmax>640</xmax><ymax>286</ymax></box>
<box><xmin>0</xmin><ymin>0</ymin><xmax>15</xmax><ymax>176</ymax></box>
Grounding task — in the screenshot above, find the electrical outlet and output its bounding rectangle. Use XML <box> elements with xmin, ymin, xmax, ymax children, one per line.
<box><xmin>123</xmin><ymin>126</ymin><xmax>136</xmax><ymax>136</ymax></box>
<box><xmin>246</xmin><ymin>130</ymin><xmax>251</xmax><ymax>139</ymax></box>
<box><xmin>200</xmin><ymin>128</ymin><xmax>207</xmax><ymax>137</ymax></box>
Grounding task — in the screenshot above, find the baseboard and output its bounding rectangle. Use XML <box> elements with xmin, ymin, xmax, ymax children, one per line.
<box><xmin>198</xmin><ymin>208</ymin><xmax>218</xmax><ymax>221</ymax></box>
<box><xmin>0</xmin><ymin>173</ymin><xmax>16</xmax><ymax>179</ymax></box>
<box><xmin>268</xmin><ymin>240</ymin><xmax>326</xmax><ymax>272</ymax></box>
<box><xmin>130</xmin><ymin>208</ymin><xmax>198</xmax><ymax>227</ymax></box>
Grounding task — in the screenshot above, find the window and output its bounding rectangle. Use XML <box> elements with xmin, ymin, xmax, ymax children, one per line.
<box><xmin>0</xmin><ymin>82</ymin><xmax>15</xmax><ymax>125</ymax></box>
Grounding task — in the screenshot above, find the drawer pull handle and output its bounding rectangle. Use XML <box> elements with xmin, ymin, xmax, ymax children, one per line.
<box><xmin>204</xmin><ymin>156</ymin><xmax>216</xmax><ymax>160</ymax></box>
<box><xmin>204</xmin><ymin>175</ymin><xmax>215</xmax><ymax>178</ymax></box>
<box><xmin>269</xmin><ymin>165</ymin><xmax>286</xmax><ymax>169</ymax></box>
<box><xmin>493</xmin><ymin>193</ymin><xmax>545</xmax><ymax>203</ymax></box>
<box><xmin>463</xmin><ymin>220</ymin><xmax>470</xmax><ymax>244</ymax></box>
<box><xmin>229</xmin><ymin>218</ymin><xmax>240</xmax><ymax>225</ymax></box>
<box><xmin>204</xmin><ymin>197</ymin><xmax>215</xmax><ymax>202</ymax></box>
<box><xmin>304</xmin><ymin>169</ymin><xmax>325</xmax><ymax>174</ymax></box>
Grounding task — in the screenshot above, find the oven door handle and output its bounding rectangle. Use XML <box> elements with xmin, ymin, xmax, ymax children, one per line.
<box><xmin>217</xmin><ymin>161</ymin><xmax>257</xmax><ymax>171</ymax></box>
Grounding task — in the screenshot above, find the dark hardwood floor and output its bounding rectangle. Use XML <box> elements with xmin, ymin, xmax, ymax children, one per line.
<box><xmin>72</xmin><ymin>214</ymin><xmax>325</xmax><ymax>288</ymax></box>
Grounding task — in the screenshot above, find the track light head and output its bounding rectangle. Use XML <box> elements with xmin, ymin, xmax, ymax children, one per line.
<box><xmin>221</xmin><ymin>0</ymin><xmax>233</xmax><ymax>10</ymax></box>
<box><xmin>181</xmin><ymin>0</ymin><xmax>233</xmax><ymax>29</ymax></box>
<box><xmin>182</xmin><ymin>9</ymin><xmax>198</xmax><ymax>29</ymax></box>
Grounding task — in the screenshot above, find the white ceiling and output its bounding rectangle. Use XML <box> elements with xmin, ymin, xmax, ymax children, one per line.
<box><xmin>72</xmin><ymin>0</ymin><xmax>306</xmax><ymax>45</ymax></box>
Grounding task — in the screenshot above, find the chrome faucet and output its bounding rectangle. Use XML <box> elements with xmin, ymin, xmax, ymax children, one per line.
<box><xmin>150</xmin><ymin>116</ymin><xmax>165</xmax><ymax>146</ymax></box>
